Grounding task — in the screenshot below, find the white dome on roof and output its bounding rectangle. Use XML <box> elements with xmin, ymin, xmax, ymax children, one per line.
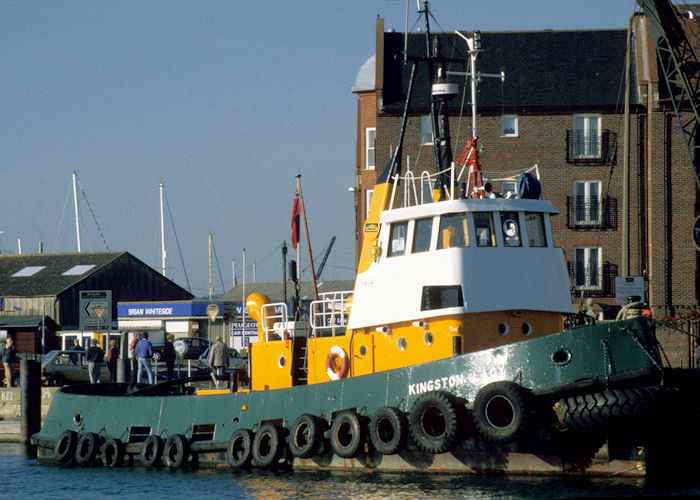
<box><xmin>352</xmin><ymin>55</ymin><xmax>375</xmax><ymax>93</ymax></box>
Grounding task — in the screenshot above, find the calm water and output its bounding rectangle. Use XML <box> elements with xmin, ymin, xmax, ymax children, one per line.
<box><xmin>3</xmin><ymin>444</ymin><xmax>699</xmax><ymax>499</ymax></box>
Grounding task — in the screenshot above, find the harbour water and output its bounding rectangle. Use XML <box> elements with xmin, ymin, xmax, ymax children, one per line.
<box><xmin>4</xmin><ymin>444</ymin><xmax>699</xmax><ymax>499</ymax></box>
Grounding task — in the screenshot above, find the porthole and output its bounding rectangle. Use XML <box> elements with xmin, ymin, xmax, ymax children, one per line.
<box><xmin>551</xmin><ymin>348</ymin><xmax>572</xmax><ymax>366</ymax></box>
<box><xmin>397</xmin><ymin>337</ymin><xmax>407</xmax><ymax>351</ymax></box>
<box><xmin>73</xmin><ymin>412</ymin><xmax>83</xmax><ymax>426</ymax></box>
<box><xmin>424</xmin><ymin>331</ymin><xmax>433</xmax><ymax>345</ymax></box>
<box><xmin>522</xmin><ymin>322</ymin><xmax>533</xmax><ymax>336</ymax></box>
<box><xmin>359</xmin><ymin>345</ymin><xmax>367</xmax><ymax>356</ymax></box>
<box><xmin>277</xmin><ymin>355</ymin><xmax>286</xmax><ymax>368</ymax></box>
<box><xmin>498</xmin><ymin>322</ymin><xmax>509</xmax><ymax>336</ymax></box>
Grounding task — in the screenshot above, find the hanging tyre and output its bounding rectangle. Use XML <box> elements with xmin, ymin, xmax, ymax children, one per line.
<box><xmin>472</xmin><ymin>381</ymin><xmax>528</xmax><ymax>443</ymax></box>
<box><xmin>140</xmin><ymin>435</ymin><xmax>163</xmax><ymax>468</ymax></box>
<box><xmin>101</xmin><ymin>438</ymin><xmax>125</xmax><ymax>468</ymax></box>
<box><xmin>408</xmin><ymin>391</ymin><xmax>461</xmax><ymax>454</ymax></box>
<box><xmin>252</xmin><ymin>423</ymin><xmax>283</xmax><ymax>467</ymax></box>
<box><xmin>54</xmin><ymin>430</ymin><xmax>78</xmax><ymax>464</ymax></box>
<box><xmin>330</xmin><ymin>411</ymin><xmax>364</xmax><ymax>459</ymax></box>
<box><xmin>226</xmin><ymin>428</ymin><xmax>253</xmax><ymax>468</ymax></box>
<box><xmin>556</xmin><ymin>386</ymin><xmax>676</xmax><ymax>429</ymax></box>
<box><xmin>369</xmin><ymin>407</ymin><xmax>407</xmax><ymax>455</ymax></box>
<box><xmin>288</xmin><ymin>414</ymin><xmax>322</xmax><ymax>459</ymax></box>
<box><xmin>163</xmin><ymin>434</ymin><xmax>190</xmax><ymax>470</ymax></box>
<box><xmin>75</xmin><ymin>432</ymin><xmax>100</xmax><ymax>466</ymax></box>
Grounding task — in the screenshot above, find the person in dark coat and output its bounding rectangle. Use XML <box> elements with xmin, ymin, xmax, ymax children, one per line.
<box><xmin>106</xmin><ymin>339</ymin><xmax>118</xmax><ymax>383</ymax></box>
<box><xmin>86</xmin><ymin>338</ymin><xmax>104</xmax><ymax>384</ymax></box>
<box><xmin>163</xmin><ymin>334</ymin><xmax>176</xmax><ymax>381</ymax></box>
<box><xmin>0</xmin><ymin>336</ymin><xmax>17</xmax><ymax>387</ymax></box>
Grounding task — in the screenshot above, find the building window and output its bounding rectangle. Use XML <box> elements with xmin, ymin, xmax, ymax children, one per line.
<box><xmin>365</xmin><ymin>127</ymin><xmax>376</xmax><ymax>170</ymax></box>
<box><xmin>365</xmin><ymin>189</ymin><xmax>373</xmax><ymax>219</ymax></box>
<box><xmin>474</xmin><ymin>212</ymin><xmax>495</xmax><ymax>247</ymax></box>
<box><xmin>420</xmin><ymin>115</ymin><xmax>435</xmax><ymax>145</ymax></box>
<box><xmin>437</xmin><ymin>213</ymin><xmax>468</xmax><ymax>249</ymax></box>
<box><xmin>573</xmin><ymin>114</ymin><xmax>601</xmax><ymax>158</ymax></box>
<box><xmin>574</xmin><ymin>246</ymin><xmax>602</xmax><ymax>290</ymax></box>
<box><xmin>501</xmin><ymin>115</ymin><xmax>518</xmax><ymax>137</ymax></box>
<box><xmin>573</xmin><ymin>180</ymin><xmax>601</xmax><ymax>224</ymax></box>
<box><xmin>413</xmin><ymin>218</ymin><xmax>433</xmax><ymax>253</ymax></box>
<box><xmin>388</xmin><ymin>222</ymin><xmax>408</xmax><ymax>257</ymax></box>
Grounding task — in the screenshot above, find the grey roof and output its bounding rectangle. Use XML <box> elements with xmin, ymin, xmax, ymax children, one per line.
<box><xmin>222</xmin><ymin>280</ymin><xmax>355</xmax><ymax>303</ymax></box>
<box><xmin>352</xmin><ymin>55</ymin><xmax>376</xmax><ymax>93</ymax></box>
<box><xmin>381</xmin><ymin>29</ymin><xmax>631</xmax><ymax>112</ymax></box>
<box><xmin>0</xmin><ymin>315</ymin><xmax>59</xmax><ymax>329</ymax></box>
<box><xmin>0</xmin><ymin>251</ymin><xmax>127</xmax><ymax>296</ymax></box>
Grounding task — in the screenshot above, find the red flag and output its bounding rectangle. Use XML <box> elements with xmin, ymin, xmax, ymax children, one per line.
<box><xmin>291</xmin><ymin>191</ymin><xmax>301</xmax><ymax>249</ymax></box>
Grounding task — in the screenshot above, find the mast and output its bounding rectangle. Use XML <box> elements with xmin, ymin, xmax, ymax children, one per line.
<box><xmin>72</xmin><ymin>171</ymin><xmax>82</xmax><ymax>252</ymax></box>
<box><xmin>209</xmin><ymin>233</ymin><xmax>213</xmax><ymax>300</ymax></box>
<box><xmin>159</xmin><ymin>182</ymin><xmax>167</xmax><ymax>276</ymax></box>
<box><xmin>296</xmin><ymin>175</ymin><xmax>318</xmax><ymax>300</ymax></box>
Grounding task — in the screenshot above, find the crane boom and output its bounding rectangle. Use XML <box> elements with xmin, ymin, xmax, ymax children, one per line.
<box><xmin>636</xmin><ymin>0</ymin><xmax>700</xmax><ymax>194</ymax></box>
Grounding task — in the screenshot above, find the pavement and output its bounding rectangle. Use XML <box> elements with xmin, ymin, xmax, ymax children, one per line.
<box><xmin>0</xmin><ymin>420</ymin><xmax>21</xmax><ymax>442</ymax></box>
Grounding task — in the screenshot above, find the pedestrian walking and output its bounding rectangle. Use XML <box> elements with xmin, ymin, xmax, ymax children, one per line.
<box><xmin>134</xmin><ymin>332</ymin><xmax>154</xmax><ymax>384</ymax></box>
<box><xmin>87</xmin><ymin>338</ymin><xmax>104</xmax><ymax>384</ymax></box>
<box><xmin>0</xmin><ymin>336</ymin><xmax>17</xmax><ymax>388</ymax></box>
<box><xmin>208</xmin><ymin>336</ymin><xmax>228</xmax><ymax>387</ymax></box>
<box><xmin>106</xmin><ymin>339</ymin><xmax>118</xmax><ymax>383</ymax></box>
<box><xmin>163</xmin><ymin>334</ymin><xmax>176</xmax><ymax>381</ymax></box>
<box><xmin>129</xmin><ymin>332</ymin><xmax>140</xmax><ymax>384</ymax></box>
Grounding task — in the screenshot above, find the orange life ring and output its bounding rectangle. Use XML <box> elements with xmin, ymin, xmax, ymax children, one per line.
<box><xmin>326</xmin><ymin>345</ymin><xmax>349</xmax><ymax>380</ymax></box>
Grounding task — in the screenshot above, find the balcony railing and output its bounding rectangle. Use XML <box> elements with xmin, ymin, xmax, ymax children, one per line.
<box><xmin>566</xmin><ymin>130</ymin><xmax>617</xmax><ymax>165</ymax></box>
<box><xmin>566</xmin><ymin>196</ymin><xmax>618</xmax><ymax>230</ymax></box>
<box><xmin>567</xmin><ymin>261</ymin><xmax>617</xmax><ymax>297</ymax></box>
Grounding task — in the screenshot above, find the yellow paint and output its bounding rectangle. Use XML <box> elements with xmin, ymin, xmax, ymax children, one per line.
<box><xmin>196</xmin><ymin>388</ymin><xmax>230</xmax><ymax>395</ymax></box>
<box><xmin>246</xmin><ymin>293</ymin><xmax>275</xmax><ymax>336</ymax></box>
<box><xmin>250</xmin><ymin>338</ymin><xmax>293</xmax><ymax>391</ymax></box>
<box><xmin>357</xmin><ymin>182</ymin><xmax>392</xmax><ymax>274</ymax></box>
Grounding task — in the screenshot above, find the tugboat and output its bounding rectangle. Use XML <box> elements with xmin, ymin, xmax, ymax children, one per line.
<box><xmin>33</xmin><ymin>1</ymin><xmax>700</xmax><ymax>476</ymax></box>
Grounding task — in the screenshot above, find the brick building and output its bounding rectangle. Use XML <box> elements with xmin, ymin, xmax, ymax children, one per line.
<box><xmin>352</xmin><ymin>14</ymin><xmax>699</xmax><ymax>367</ymax></box>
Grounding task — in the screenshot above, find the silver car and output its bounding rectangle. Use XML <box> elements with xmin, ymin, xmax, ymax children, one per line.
<box><xmin>42</xmin><ymin>350</ymin><xmax>111</xmax><ymax>386</ymax></box>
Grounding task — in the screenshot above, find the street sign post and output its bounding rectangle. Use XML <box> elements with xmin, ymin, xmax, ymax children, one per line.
<box><xmin>79</xmin><ymin>290</ymin><xmax>112</xmax><ymax>331</ymax></box>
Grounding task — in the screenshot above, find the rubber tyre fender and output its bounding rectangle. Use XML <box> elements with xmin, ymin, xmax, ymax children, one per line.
<box><xmin>556</xmin><ymin>386</ymin><xmax>676</xmax><ymax>429</ymax></box>
<box><xmin>226</xmin><ymin>428</ymin><xmax>253</xmax><ymax>468</ymax></box>
<box><xmin>252</xmin><ymin>423</ymin><xmax>284</xmax><ymax>467</ymax></box>
<box><xmin>139</xmin><ymin>435</ymin><xmax>164</xmax><ymax>468</ymax></box>
<box><xmin>54</xmin><ymin>430</ymin><xmax>78</xmax><ymax>464</ymax></box>
<box><xmin>75</xmin><ymin>432</ymin><xmax>100</xmax><ymax>466</ymax></box>
<box><xmin>408</xmin><ymin>391</ymin><xmax>461</xmax><ymax>454</ymax></box>
<box><xmin>330</xmin><ymin>411</ymin><xmax>364</xmax><ymax>459</ymax></box>
<box><xmin>472</xmin><ymin>381</ymin><xmax>528</xmax><ymax>443</ymax></box>
<box><xmin>163</xmin><ymin>434</ymin><xmax>190</xmax><ymax>470</ymax></box>
<box><xmin>288</xmin><ymin>414</ymin><xmax>322</xmax><ymax>459</ymax></box>
<box><xmin>101</xmin><ymin>438</ymin><xmax>125</xmax><ymax>468</ymax></box>
<box><xmin>369</xmin><ymin>407</ymin><xmax>407</xmax><ymax>455</ymax></box>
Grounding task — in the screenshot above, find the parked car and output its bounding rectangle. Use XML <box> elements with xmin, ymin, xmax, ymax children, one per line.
<box><xmin>173</xmin><ymin>337</ymin><xmax>210</xmax><ymax>360</ymax></box>
<box><xmin>197</xmin><ymin>346</ymin><xmax>246</xmax><ymax>372</ymax></box>
<box><xmin>41</xmin><ymin>350</ymin><xmax>110</xmax><ymax>386</ymax></box>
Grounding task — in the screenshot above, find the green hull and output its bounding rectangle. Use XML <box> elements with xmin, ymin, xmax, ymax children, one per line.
<box><xmin>32</xmin><ymin>317</ymin><xmax>700</xmax><ymax>476</ymax></box>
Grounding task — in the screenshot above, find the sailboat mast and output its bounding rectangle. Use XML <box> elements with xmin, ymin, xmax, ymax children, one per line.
<box><xmin>159</xmin><ymin>182</ymin><xmax>167</xmax><ymax>277</ymax></box>
<box><xmin>72</xmin><ymin>171</ymin><xmax>82</xmax><ymax>252</ymax></box>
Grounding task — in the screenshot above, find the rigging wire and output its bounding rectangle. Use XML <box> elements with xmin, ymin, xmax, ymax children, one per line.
<box><xmin>52</xmin><ymin>182</ymin><xmax>72</xmax><ymax>252</ymax></box>
<box><xmin>211</xmin><ymin>238</ymin><xmax>226</xmax><ymax>296</ymax></box>
<box><xmin>77</xmin><ymin>178</ymin><xmax>109</xmax><ymax>251</ymax></box>
<box><xmin>163</xmin><ymin>190</ymin><xmax>191</xmax><ymax>292</ymax></box>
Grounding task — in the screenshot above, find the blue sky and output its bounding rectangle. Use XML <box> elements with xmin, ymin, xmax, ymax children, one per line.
<box><xmin>1</xmin><ymin>0</ymin><xmax>639</xmax><ymax>297</ymax></box>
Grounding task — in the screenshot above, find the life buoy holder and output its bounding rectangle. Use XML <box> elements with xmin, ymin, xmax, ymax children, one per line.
<box><xmin>326</xmin><ymin>345</ymin><xmax>349</xmax><ymax>380</ymax></box>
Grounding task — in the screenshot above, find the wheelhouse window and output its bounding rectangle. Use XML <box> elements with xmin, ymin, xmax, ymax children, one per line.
<box><xmin>474</xmin><ymin>212</ymin><xmax>495</xmax><ymax>247</ymax></box>
<box><xmin>437</xmin><ymin>213</ymin><xmax>468</xmax><ymax>249</ymax></box>
<box><xmin>501</xmin><ymin>115</ymin><xmax>518</xmax><ymax>137</ymax></box>
<box><xmin>388</xmin><ymin>221</ymin><xmax>408</xmax><ymax>257</ymax></box>
<box><xmin>574</xmin><ymin>246</ymin><xmax>602</xmax><ymax>290</ymax></box>
<box><xmin>573</xmin><ymin>114</ymin><xmax>601</xmax><ymax>158</ymax></box>
<box><xmin>365</xmin><ymin>127</ymin><xmax>376</xmax><ymax>170</ymax></box>
<box><xmin>420</xmin><ymin>115</ymin><xmax>435</xmax><ymax>145</ymax></box>
<box><xmin>421</xmin><ymin>285</ymin><xmax>464</xmax><ymax>311</ymax></box>
<box><xmin>500</xmin><ymin>212</ymin><xmax>521</xmax><ymax>247</ymax></box>
<box><xmin>501</xmin><ymin>180</ymin><xmax>516</xmax><ymax>197</ymax></box>
<box><xmin>525</xmin><ymin>213</ymin><xmax>546</xmax><ymax>247</ymax></box>
<box><xmin>573</xmin><ymin>180</ymin><xmax>601</xmax><ymax>224</ymax></box>
<box><xmin>413</xmin><ymin>218</ymin><xmax>433</xmax><ymax>253</ymax></box>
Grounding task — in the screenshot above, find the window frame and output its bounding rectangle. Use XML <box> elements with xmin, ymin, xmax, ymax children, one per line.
<box><xmin>387</xmin><ymin>221</ymin><xmax>408</xmax><ymax>257</ymax></box>
<box><xmin>573</xmin><ymin>114</ymin><xmax>602</xmax><ymax>159</ymax></box>
<box><xmin>501</xmin><ymin>115</ymin><xmax>518</xmax><ymax>137</ymax></box>
<box><xmin>573</xmin><ymin>179</ymin><xmax>602</xmax><ymax>225</ymax></box>
<box><xmin>573</xmin><ymin>245</ymin><xmax>602</xmax><ymax>290</ymax></box>
<box><xmin>365</xmin><ymin>127</ymin><xmax>376</xmax><ymax>170</ymax></box>
<box><xmin>420</xmin><ymin>115</ymin><xmax>435</xmax><ymax>146</ymax></box>
<box><xmin>365</xmin><ymin>189</ymin><xmax>373</xmax><ymax>219</ymax></box>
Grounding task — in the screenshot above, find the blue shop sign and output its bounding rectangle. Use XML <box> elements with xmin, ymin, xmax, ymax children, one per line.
<box><xmin>118</xmin><ymin>302</ymin><xmax>224</xmax><ymax>318</ymax></box>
